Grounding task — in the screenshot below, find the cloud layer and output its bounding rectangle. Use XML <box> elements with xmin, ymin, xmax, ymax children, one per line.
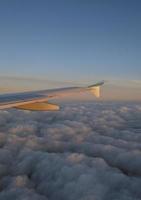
<box><xmin>0</xmin><ymin>102</ymin><xmax>141</xmax><ymax>200</ymax></box>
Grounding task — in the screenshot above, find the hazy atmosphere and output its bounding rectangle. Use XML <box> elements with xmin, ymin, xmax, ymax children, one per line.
<box><xmin>0</xmin><ymin>0</ymin><xmax>141</xmax><ymax>101</ymax></box>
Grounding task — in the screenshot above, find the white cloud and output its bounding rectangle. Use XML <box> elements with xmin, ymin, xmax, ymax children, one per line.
<box><xmin>0</xmin><ymin>102</ymin><xmax>141</xmax><ymax>199</ymax></box>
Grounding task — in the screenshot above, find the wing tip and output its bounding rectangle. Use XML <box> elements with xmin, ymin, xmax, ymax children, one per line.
<box><xmin>88</xmin><ymin>81</ymin><xmax>104</xmax><ymax>88</ymax></box>
<box><xmin>87</xmin><ymin>81</ymin><xmax>104</xmax><ymax>98</ymax></box>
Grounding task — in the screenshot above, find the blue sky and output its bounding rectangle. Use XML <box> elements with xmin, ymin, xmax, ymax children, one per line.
<box><xmin>0</xmin><ymin>0</ymin><xmax>141</xmax><ymax>82</ymax></box>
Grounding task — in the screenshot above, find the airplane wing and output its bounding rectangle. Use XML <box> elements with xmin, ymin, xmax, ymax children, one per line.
<box><xmin>0</xmin><ymin>81</ymin><xmax>104</xmax><ymax>111</ymax></box>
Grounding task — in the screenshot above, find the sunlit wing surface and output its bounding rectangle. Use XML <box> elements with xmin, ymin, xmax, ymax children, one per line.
<box><xmin>0</xmin><ymin>81</ymin><xmax>104</xmax><ymax>111</ymax></box>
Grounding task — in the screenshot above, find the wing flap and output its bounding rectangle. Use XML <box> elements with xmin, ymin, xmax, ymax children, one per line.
<box><xmin>15</xmin><ymin>102</ymin><xmax>60</xmax><ymax>111</ymax></box>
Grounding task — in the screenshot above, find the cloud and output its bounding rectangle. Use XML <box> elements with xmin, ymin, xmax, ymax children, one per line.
<box><xmin>0</xmin><ymin>102</ymin><xmax>141</xmax><ymax>199</ymax></box>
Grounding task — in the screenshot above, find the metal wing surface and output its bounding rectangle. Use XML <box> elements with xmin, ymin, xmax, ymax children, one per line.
<box><xmin>0</xmin><ymin>81</ymin><xmax>104</xmax><ymax>111</ymax></box>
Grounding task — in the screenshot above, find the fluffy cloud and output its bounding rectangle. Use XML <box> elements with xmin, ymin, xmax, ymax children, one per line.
<box><xmin>0</xmin><ymin>102</ymin><xmax>141</xmax><ymax>200</ymax></box>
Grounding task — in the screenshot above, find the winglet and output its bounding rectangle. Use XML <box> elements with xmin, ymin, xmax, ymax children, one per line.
<box><xmin>88</xmin><ymin>81</ymin><xmax>104</xmax><ymax>98</ymax></box>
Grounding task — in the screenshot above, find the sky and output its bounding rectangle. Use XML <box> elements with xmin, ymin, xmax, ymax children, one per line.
<box><xmin>0</xmin><ymin>0</ymin><xmax>141</xmax><ymax>100</ymax></box>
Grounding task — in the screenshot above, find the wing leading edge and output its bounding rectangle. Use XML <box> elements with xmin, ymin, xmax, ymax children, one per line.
<box><xmin>0</xmin><ymin>81</ymin><xmax>104</xmax><ymax>111</ymax></box>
